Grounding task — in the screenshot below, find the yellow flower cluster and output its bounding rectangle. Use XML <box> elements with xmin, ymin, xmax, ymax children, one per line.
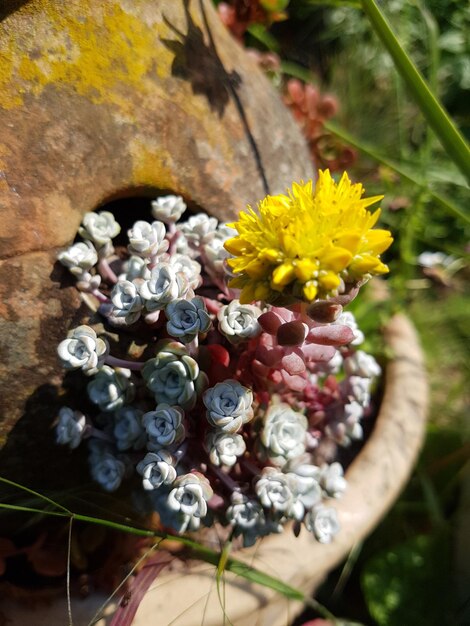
<box><xmin>225</xmin><ymin>170</ymin><xmax>393</xmax><ymax>304</ymax></box>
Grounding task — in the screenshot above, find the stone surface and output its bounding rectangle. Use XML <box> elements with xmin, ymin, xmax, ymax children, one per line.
<box><xmin>0</xmin><ymin>0</ymin><xmax>313</xmax><ymax>467</ymax></box>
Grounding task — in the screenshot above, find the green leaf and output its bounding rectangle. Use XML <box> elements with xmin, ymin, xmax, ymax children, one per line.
<box><xmin>361</xmin><ymin>533</ymin><xmax>454</xmax><ymax>625</ymax></box>
<box><xmin>246</xmin><ymin>24</ymin><xmax>280</xmax><ymax>52</ymax></box>
<box><xmin>360</xmin><ymin>0</ymin><xmax>470</xmax><ymax>183</ymax></box>
<box><xmin>302</xmin><ymin>0</ymin><xmax>361</xmax><ymax>8</ymax></box>
<box><xmin>324</xmin><ymin>120</ymin><xmax>470</xmax><ymax>225</ymax></box>
<box><xmin>260</xmin><ymin>0</ymin><xmax>290</xmax><ymax>12</ymax></box>
<box><xmin>0</xmin><ymin>476</ymin><xmax>71</xmax><ymax>513</ymax></box>
<box><xmin>280</xmin><ymin>60</ymin><xmax>315</xmax><ymax>83</ymax></box>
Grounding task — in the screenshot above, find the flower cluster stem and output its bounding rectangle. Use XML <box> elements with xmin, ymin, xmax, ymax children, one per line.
<box><xmin>98</xmin><ymin>258</ymin><xmax>118</xmax><ymax>284</ymax></box>
<box><xmin>240</xmin><ymin>457</ymin><xmax>262</xmax><ymax>477</ymax></box>
<box><xmin>90</xmin><ymin>288</ymin><xmax>110</xmax><ymax>303</ymax></box>
<box><xmin>209</xmin><ymin>464</ymin><xmax>240</xmax><ymax>493</ymax></box>
<box><xmin>88</xmin><ymin>427</ymin><xmax>114</xmax><ymax>443</ymax></box>
<box><xmin>105</xmin><ymin>355</ymin><xmax>144</xmax><ymax>371</ymax></box>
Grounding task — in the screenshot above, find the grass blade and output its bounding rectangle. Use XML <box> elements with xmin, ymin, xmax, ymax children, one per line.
<box><xmin>66</xmin><ymin>518</ymin><xmax>73</xmax><ymax>626</ymax></box>
<box><xmin>0</xmin><ymin>477</ymin><xmax>340</xmax><ymax>617</ymax></box>
<box><xmin>324</xmin><ymin>120</ymin><xmax>470</xmax><ymax>225</ymax></box>
<box><xmin>360</xmin><ymin>0</ymin><xmax>470</xmax><ymax>183</ymax></box>
<box><xmin>0</xmin><ymin>503</ymin><xmax>68</xmax><ymax>517</ymax></box>
<box><xmin>0</xmin><ymin>476</ymin><xmax>71</xmax><ymax>513</ymax></box>
<box><xmin>0</xmin><ymin>490</ymin><xmax>309</xmax><ymax>607</ymax></box>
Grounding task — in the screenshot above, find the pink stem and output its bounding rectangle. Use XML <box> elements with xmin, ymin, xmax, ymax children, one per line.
<box><xmin>199</xmin><ymin>247</ymin><xmax>231</xmax><ymax>298</ymax></box>
<box><xmin>239</xmin><ymin>457</ymin><xmax>262</xmax><ymax>477</ymax></box>
<box><xmin>90</xmin><ymin>288</ymin><xmax>110</xmax><ymax>303</ymax></box>
<box><xmin>88</xmin><ymin>427</ymin><xmax>114</xmax><ymax>443</ymax></box>
<box><xmin>98</xmin><ymin>258</ymin><xmax>119</xmax><ymax>284</ymax></box>
<box><xmin>168</xmin><ymin>230</ymin><xmax>182</xmax><ymax>256</ymax></box>
<box><xmin>207</xmin><ymin>493</ymin><xmax>225</xmax><ymax>510</ymax></box>
<box><xmin>204</xmin><ymin>297</ymin><xmax>222</xmax><ymax>315</ymax></box>
<box><xmin>187</xmin><ymin>335</ymin><xmax>199</xmax><ymax>357</ymax></box>
<box><xmin>209</xmin><ymin>463</ymin><xmax>240</xmax><ymax>493</ymax></box>
<box><xmin>174</xmin><ymin>441</ymin><xmax>188</xmax><ymax>466</ymax></box>
<box><xmin>144</xmin><ymin>310</ymin><xmax>161</xmax><ymax>324</ymax></box>
<box><xmin>105</xmin><ymin>355</ymin><xmax>144</xmax><ymax>371</ymax></box>
<box><xmin>147</xmin><ymin>252</ymin><xmax>163</xmax><ymax>271</ymax></box>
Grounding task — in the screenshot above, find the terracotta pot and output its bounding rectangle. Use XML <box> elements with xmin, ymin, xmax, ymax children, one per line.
<box><xmin>0</xmin><ymin>0</ymin><xmax>312</xmax><ymax>489</ymax></box>
<box><xmin>1</xmin><ymin>313</ymin><xmax>428</xmax><ymax>625</ymax></box>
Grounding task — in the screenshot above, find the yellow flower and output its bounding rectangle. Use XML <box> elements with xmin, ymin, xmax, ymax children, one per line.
<box><xmin>224</xmin><ymin>170</ymin><xmax>393</xmax><ymax>305</ymax></box>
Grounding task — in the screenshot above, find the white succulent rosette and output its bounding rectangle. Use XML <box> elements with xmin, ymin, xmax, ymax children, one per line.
<box><xmin>324</xmin><ymin>421</ymin><xmax>347</xmax><ymax>446</ymax></box>
<box><xmin>261</xmin><ymin>403</ymin><xmax>308</xmax><ymax>466</ymax></box>
<box><xmin>75</xmin><ymin>270</ymin><xmax>102</xmax><ymax>294</ymax></box>
<box><xmin>167</xmin><ymin>472</ymin><xmax>213</xmax><ymax>531</ymax></box>
<box><xmin>255</xmin><ymin>467</ymin><xmax>305</xmax><ymax>520</ymax></box>
<box><xmin>79</xmin><ymin>211</ymin><xmax>121</xmax><ymax>248</ymax></box>
<box><xmin>325</xmin><ymin>402</ymin><xmax>364</xmax><ymax>445</ymax></box>
<box><xmin>203</xmin><ymin>380</ymin><xmax>254</xmax><ymax>434</ymax></box>
<box><xmin>217</xmin><ymin>299</ymin><xmax>262</xmax><ymax>344</ymax></box>
<box><xmin>149</xmin><ymin>490</ymin><xmax>190</xmax><ymax>533</ymax></box>
<box><xmin>109</xmin><ymin>280</ymin><xmax>144</xmax><ymax>325</ymax></box>
<box><xmin>87</xmin><ymin>365</ymin><xmax>135</xmax><ymax>412</ymax></box>
<box><xmin>206</xmin><ymin>431</ymin><xmax>246</xmax><ymax>467</ymax></box>
<box><xmin>202</xmin><ymin>224</ymin><xmax>236</xmax><ymax>277</ymax></box>
<box><xmin>417</xmin><ymin>251</ymin><xmax>454</xmax><ymax>268</ymax></box>
<box><xmin>136</xmin><ymin>450</ymin><xmax>177</xmax><ymax>490</ymax></box>
<box><xmin>304</xmin><ymin>505</ymin><xmax>340</xmax><ymax>544</ymax></box>
<box><xmin>90</xmin><ymin>452</ymin><xmax>126</xmax><ymax>492</ymax></box>
<box><xmin>142</xmin><ymin>341</ymin><xmax>201</xmax><ymax>410</ymax></box>
<box><xmin>343</xmin><ymin>400</ymin><xmax>365</xmax><ymax>441</ymax></box>
<box><xmin>57</xmin><ymin>325</ymin><xmax>108</xmax><ymax>375</ymax></box>
<box><xmin>319</xmin><ymin>462</ymin><xmax>347</xmax><ymax>499</ymax></box>
<box><xmin>168</xmin><ymin>253</ymin><xmax>202</xmax><ymax>290</ymax></box>
<box><xmin>226</xmin><ymin>492</ymin><xmax>265</xmax><ymax>531</ymax></box>
<box><xmin>151</xmin><ymin>194</ymin><xmax>187</xmax><ymax>223</ymax></box>
<box><xmin>172</xmin><ymin>232</ymin><xmax>191</xmax><ymax>256</ymax></box>
<box><xmin>283</xmin><ymin>456</ymin><xmax>322</xmax><ymax>510</ymax></box>
<box><xmin>58</xmin><ymin>240</ymin><xmax>98</xmax><ymax>277</ymax></box>
<box><xmin>142</xmin><ymin>403</ymin><xmax>185</xmax><ymax>451</ymax></box>
<box><xmin>113</xmin><ymin>406</ymin><xmax>145</xmax><ymax>451</ymax></box>
<box><xmin>335</xmin><ymin>311</ymin><xmax>364</xmax><ymax>346</ymax></box>
<box><xmin>346</xmin><ymin>375</ymin><xmax>372</xmax><ymax>407</ymax></box>
<box><xmin>120</xmin><ymin>256</ymin><xmax>151</xmax><ymax>282</ymax></box>
<box><xmin>127</xmin><ymin>220</ymin><xmax>169</xmax><ymax>258</ymax></box>
<box><xmin>139</xmin><ymin>262</ymin><xmax>188</xmax><ymax>312</ymax></box>
<box><xmin>177</xmin><ymin>213</ymin><xmax>218</xmax><ymax>250</ymax></box>
<box><xmin>226</xmin><ymin>492</ymin><xmax>265</xmax><ymax>546</ymax></box>
<box><xmin>165</xmin><ymin>297</ymin><xmax>211</xmax><ymax>343</ymax></box>
<box><xmin>343</xmin><ymin>350</ymin><xmax>381</xmax><ymax>379</ymax></box>
<box><xmin>56</xmin><ymin>407</ymin><xmax>87</xmax><ymax>449</ymax></box>
<box><xmin>344</xmin><ymin>399</ymin><xmax>364</xmax><ymax>425</ymax></box>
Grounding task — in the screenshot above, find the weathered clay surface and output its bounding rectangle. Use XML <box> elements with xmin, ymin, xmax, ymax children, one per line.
<box><xmin>0</xmin><ymin>0</ymin><xmax>313</xmax><ymax>464</ymax></box>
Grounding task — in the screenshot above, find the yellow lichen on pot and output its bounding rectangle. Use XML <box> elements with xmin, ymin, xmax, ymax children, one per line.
<box><xmin>0</xmin><ymin>1</ymin><xmax>174</xmax><ymax>112</ymax></box>
<box><xmin>0</xmin><ymin>0</ymin><xmax>313</xmax><ymax>496</ymax></box>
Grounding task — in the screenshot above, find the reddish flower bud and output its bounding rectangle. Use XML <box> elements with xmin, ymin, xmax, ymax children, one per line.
<box><xmin>277</xmin><ymin>320</ymin><xmax>308</xmax><ymax>346</ymax></box>
<box><xmin>258</xmin><ymin>310</ymin><xmax>284</xmax><ymax>335</ymax></box>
